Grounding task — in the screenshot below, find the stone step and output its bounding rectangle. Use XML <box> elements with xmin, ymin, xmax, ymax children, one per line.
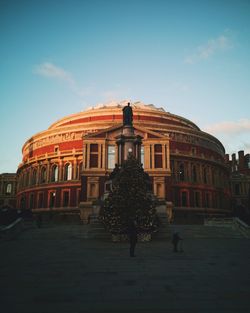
<box><xmin>169</xmin><ymin>225</ymin><xmax>245</xmax><ymax>239</ymax></box>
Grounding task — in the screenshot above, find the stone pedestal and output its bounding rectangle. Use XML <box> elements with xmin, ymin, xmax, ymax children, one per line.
<box><xmin>79</xmin><ymin>201</ymin><xmax>94</xmax><ymax>224</ymax></box>
<box><xmin>116</xmin><ymin>125</ymin><xmax>142</xmax><ymax>164</ymax></box>
<box><xmin>152</xmin><ymin>201</ymin><xmax>172</xmax><ymax>239</ymax></box>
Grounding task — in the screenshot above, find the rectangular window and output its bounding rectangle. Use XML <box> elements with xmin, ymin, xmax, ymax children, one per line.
<box><xmin>49</xmin><ymin>191</ymin><xmax>56</xmax><ymax>208</ymax></box>
<box><xmin>181</xmin><ymin>191</ymin><xmax>187</xmax><ymax>207</ymax></box>
<box><xmin>63</xmin><ymin>191</ymin><xmax>69</xmax><ymax>207</ymax></box>
<box><xmin>29</xmin><ymin>193</ymin><xmax>34</xmax><ymax>210</ymax></box>
<box><xmin>154</xmin><ymin>144</ymin><xmax>163</xmax><ymax>168</ymax></box>
<box><xmin>90</xmin><ymin>144</ymin><xmax>98</xmax><ymax>168</ymax></box>
<box><xmin>38</xmin><ymin>192</ymin><xmax>44</xmax><ymax>208</ymax></box>
<box><xmin>205</xmin><ymin>193</ymin><xmax>210</xmax><ymax>208</ymax></box>
<box><xmin>77</xmin><ymin>189</ymin><xmax>81</xmax><ymax>204</ymax></box>
<box><xmin>108</xmin><ymin>145</ymin><xmax>115</xmax><ymax>169</ymax></box>
<box><xmin>90</xmin><ymin>144</ymin><xmax>98</xmax><ymax>152</ymax></box>
<box><xmin>195</xmin><ymin>192</ymin><xmax>200</xmax><ymax>207</ymax></box>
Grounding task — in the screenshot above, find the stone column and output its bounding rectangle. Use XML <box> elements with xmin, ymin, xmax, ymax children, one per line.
<box><xmin>144</xmin><ymin>144</ymin><xmax>150</xmax><ymax>170</ymax></box>
<box><xmin>46</xmin><ymin>161</ymin><xmax>50</xmax><ymax>183</ymax></box>
<box><xmin>73</xmin><ymin>158</ymin><xmax>77</xmax><ymax>180</ymax></box>
<box><xmin>86</xmin><ymin>144</ymin><xmax>90</xmax><ymax>169</ymax></box>
<box><xmin>98</xmin><ymin>144</ymin><xmax>102</xmax><ymax>169</ymax></box>
<box><xmin>163</xmin><ymin>144</ymin><xmax>166</xmax><ymax>169</ymax></box>
<box><xmin>101</xmin><ymin>143</ymin><xmax>105</xmax><ymax>169</ymax></box>
<box><xmin>151</xmin><ymin>144</ymin><xmax>155</xmax><ymax>169</ymax></box>
<box><xmin>166</xmin><ymin>144</ymin><xmax>170</xmax><ymax>170</ymax></box>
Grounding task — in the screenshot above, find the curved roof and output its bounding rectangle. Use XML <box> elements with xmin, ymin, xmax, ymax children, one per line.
<box><xmin>21</xmin><ymin>100</ymin><xmax>226</xmax><ymax>160</ymax></box>
<box><xmin>48</xmin><ymin>100</ymin><xmax>200</xmax><ymax>131</ymax></box>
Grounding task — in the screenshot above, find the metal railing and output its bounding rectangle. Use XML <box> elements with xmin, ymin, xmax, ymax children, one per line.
<box><xmin>204</xmin><ymin>216</ymin><xmax>250</xmax><ymax>238</ymax></box>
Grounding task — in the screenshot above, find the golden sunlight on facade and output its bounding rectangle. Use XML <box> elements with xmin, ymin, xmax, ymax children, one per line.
<box><xmin>16</xmin><ymin>101</ymin><xmax>231</xmax><ymax>220</ymax></box>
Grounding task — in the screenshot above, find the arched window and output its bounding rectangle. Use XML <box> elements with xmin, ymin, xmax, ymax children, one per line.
<box><xmin>179</xmin><ymin>164</ymin><xmax>185</xmax><ymax>181</ymax></box>
<box><xmin>25</xmin><ymin>171</ymin><xmax>30</xmax><ymax>186</ymax></box>
<box><xmin>19</xmin><ymin>174</ymin><xmax>24</xmax><ymax>188</ymax></box>
<box><xmin>64</xmin><ymin>163</ymin><xmax>72</xmax><ymax>181</ymax></box>
<box><xmin>6</xmin><ymin>183</ymin><xmax>12</xmax><ymax>194</ymax></box>
<box><xmin>40</xmin><ymin>167</ymin><xmax>47</xmax><ymax>183</ymax></box>
<box><xmin>192</xmin><ymin>165</ymin><xmax>197</xmax><ymax>183</ymax></box>
<box><xmin>29</xmin><ymin>193</ymin><xmax>34</xmax><ymax>210</ymax></box>
<box><xmin>211</xmin><ymin>169</ymin><xmax>215</xmax><ymax>185</ymax></box>
<box><xmin>31</xmin><ymin>169</ymin><xmax>37</xmax><ymax>185</ymax></box>
<box><xmin>203</xmin><ymin>167</ymin><xmax>208</xmax><ymax>184</ymax></box>
<box><xmin>51</xmin><ymin>164</ymin><xmax>58</xmax><ymax>182</ymax></box>
<box><xmin>20</xmin><ymin>196</ymin><xmax>26</xmax><ymax>210</ymax></box>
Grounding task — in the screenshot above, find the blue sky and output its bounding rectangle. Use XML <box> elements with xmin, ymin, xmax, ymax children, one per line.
<box><xmin>1</xmin><ymin>0</ymin><xmax>250</xmax><ymax>173</ymax></box>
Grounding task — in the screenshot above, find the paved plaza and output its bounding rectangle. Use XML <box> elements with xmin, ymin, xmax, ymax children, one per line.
<box><xmin>1</xmin><ymin>223</ymin><xmax>250</xmax><ymax>313</ymax></box>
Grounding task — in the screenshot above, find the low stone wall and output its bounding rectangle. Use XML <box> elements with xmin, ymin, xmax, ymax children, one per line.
<box><xmin>232</xmin><ymin>217</ymin><xmax>250</xmax><ymax>238</ymax></box>
<box><xmin>0</xmin><ymin>218</ymin><xmax>24</xmax><ymax>240</ymax></box>
<box><xmin>204</xmin><ymin>217</ymin><xmax>234</xmax><ymax>227</ymax></box>
<box><xmin>204</xmin><ymin>217</ymin><xmax>250</xmax><ymax>238</ymax></box>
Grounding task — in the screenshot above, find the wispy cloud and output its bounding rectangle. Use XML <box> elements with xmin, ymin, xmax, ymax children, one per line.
<box><xmin>204</xmin><ymin>119</ymin><xmax>250</xmax><ymax>135</ymax></box>
<box><xmin>185</xmin><ymin>33</ymin><xmax>233</xmax><ymax>64</ymax></box>
<box><xmin>34</xmin><ymin>62</ymin><xmax>74</xmax><ymax>84</ymax></box>
<box><xmin>204</xmin><ymin>119</ymin><xmax>250</xmax><ymax>154</ymax></box>
<box><xmin>33</xmin><ymin>62</ymin><xmax>91</xmax><ymax>97</ymax></box>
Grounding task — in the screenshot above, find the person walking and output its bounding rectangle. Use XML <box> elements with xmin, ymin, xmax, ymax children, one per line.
<box><xmin>172</xmin><ymin>231</ymin><xmax>182</xmax><ymax>252</ymax></box>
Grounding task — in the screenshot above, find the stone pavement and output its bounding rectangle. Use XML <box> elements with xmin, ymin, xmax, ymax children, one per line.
<box><xmin>1</xmin><ymin>223</ymin><xmax>250</xmax><ymax>313</ymax></box>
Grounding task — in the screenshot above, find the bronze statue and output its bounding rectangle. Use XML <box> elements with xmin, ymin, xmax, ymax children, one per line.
<box><xmin>122</xmin><ymin>102</ymin><xmax>133</xmax><ymax>126</ymax></box>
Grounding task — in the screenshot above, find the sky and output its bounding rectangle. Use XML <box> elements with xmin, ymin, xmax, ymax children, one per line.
<box><xmin>1</xmin><ymin>0</ymin><xmax>250</xmax><ymax>173</ymax></box>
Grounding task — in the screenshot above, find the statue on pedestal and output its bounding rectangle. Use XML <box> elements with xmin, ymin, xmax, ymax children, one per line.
<box><xmin>123</xmin><ymin>102</ymin><xmax>133</xmax><ymax>126</ymax></box>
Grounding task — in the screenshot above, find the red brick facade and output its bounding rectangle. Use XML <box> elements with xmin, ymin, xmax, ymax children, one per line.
<box><xmin>16</xmin><ymin>102</ymin><xmax>231</xmax><ymax>214</ymax></box>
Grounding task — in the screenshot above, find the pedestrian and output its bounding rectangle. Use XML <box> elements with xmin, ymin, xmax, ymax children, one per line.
<box><xmin>172</xmin><ymin>231</ymin><xmax>182</xmax><ymax>252</ymax></box>
<box><xmin>127</xmin><ymin>221</ymin><xmax>138</xmax><ymax>257</ymax></box>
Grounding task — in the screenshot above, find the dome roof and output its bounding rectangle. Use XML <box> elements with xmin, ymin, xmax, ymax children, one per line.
<box><xmin>85</xmin><ymin>100</ymin><xmax>166</xmax><ymax>112</ymax></box>
<box><xmin>48</xmin><ymin>100</ymin><xmax>200</xmax><ymax>132</ymax></box>
<box><xmin>21</xmin><ymin>100</ymin><xmax>227</xmax><ymax>162</ymax></box>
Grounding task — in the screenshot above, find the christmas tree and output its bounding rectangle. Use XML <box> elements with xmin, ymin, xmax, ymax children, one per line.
<box><xmin>100</xmin><ymin>154</ymin><xmax>159</xmax><ymax>235</ymax></box>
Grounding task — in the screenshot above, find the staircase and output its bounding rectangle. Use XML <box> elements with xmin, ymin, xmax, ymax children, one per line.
<box><xmin>20</xmin><ymin>214</ymin><xmax>111</xmax><ymax>240</ymax></box>
<box><xmin>87</xmin><ymin>214</ymin><xmax>111</xmax><ymax>239</ymax></box>
<box><xmin>19</xmin><ymin>216</ymin><xmax>248</xmax><ymax>241</ymax></box>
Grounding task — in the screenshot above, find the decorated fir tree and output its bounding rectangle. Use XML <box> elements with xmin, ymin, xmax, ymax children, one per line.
<box><xmin>100</xmin><ymin>154</ymin><xmax>158</xmax><ymax>235</ymax></box>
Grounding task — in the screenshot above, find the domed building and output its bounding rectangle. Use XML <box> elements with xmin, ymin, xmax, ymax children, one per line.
<box><xmin>16</xmin><ymin>100</ymin><xmax>231</xmax><ymax>219</ymax></box>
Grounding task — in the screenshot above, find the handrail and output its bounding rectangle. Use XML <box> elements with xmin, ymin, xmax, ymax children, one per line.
<box><xmin>0</xmin><ymin>218</ymin><xmax>24</xmax><ymax>240</ymax></box>
<box><xmin>204</xmin><ymin>217</ymin><xmax>250</xmax><ymax>238</ymax></box>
